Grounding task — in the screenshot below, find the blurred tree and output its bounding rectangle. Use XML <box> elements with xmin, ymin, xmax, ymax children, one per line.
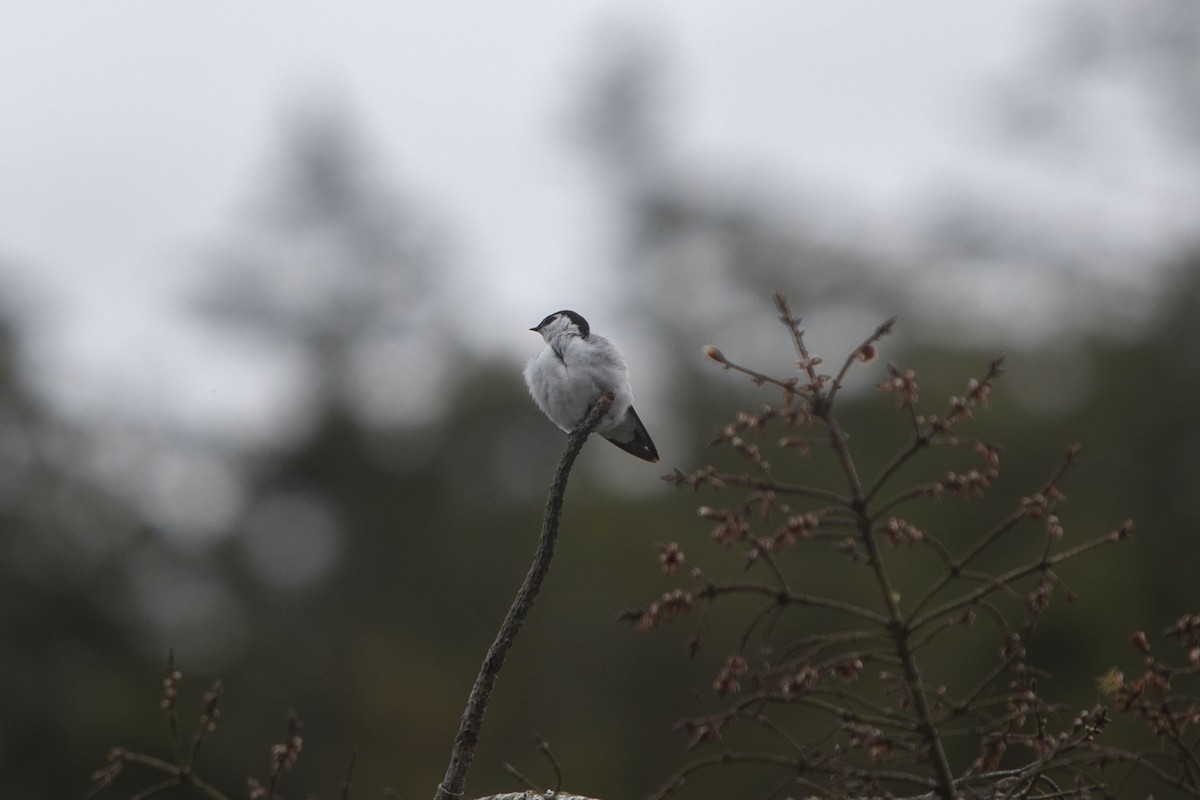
<box><xmin>1000</xmin><ymin>0</ymin><xmax>1200</xmax><ymax>167</ymax></box>
<box><xmin>572</xmin><ymin>25</ymin><xmax>891</xmax><ymax>386</ymax></box>
<box><xmin>198</xmin><ymin>98</ymin><xmax>450</xmax><ymax>430</ymax></box>
<box><xmin>0</xmin><ymin>295</ymin><xmax>150</xmax><ymax>799</ymax></box>
<box><xmin>911</xmin><ymin>0</ymin><xmax>1200</xmax><ymax>344</ymax></box>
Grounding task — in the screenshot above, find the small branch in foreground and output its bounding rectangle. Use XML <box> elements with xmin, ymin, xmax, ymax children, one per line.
<box><xmin>647</xmin><ymin>295</ymin><xmax>1148</xmax><ymax>800</ymax></box>
<box><xmin>434</xmin><ymin>393</ymin><xmax>614</xmax><ymax>800</ymax></box>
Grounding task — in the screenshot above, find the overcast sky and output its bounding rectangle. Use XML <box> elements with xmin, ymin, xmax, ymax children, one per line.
<box><xmin>0</xmin><ymin>1</ymin><xmax>1186</xmax><ymax>438</ymax></box>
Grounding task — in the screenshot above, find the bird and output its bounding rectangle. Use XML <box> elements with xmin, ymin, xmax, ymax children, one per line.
<box><xmin>524</xmin><ymin>310</ymin><xmax>659</xmax><ymax>462</ymax></box>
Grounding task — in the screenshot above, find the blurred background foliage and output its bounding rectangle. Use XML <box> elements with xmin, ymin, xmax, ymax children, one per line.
<box><xmin>2</xmin><ymin>2</ymin><xmax>1200</xmax><ymax>799</ymax></box>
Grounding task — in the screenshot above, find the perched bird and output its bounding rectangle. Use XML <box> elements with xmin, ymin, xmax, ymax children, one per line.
<box><xmin>524</xmin><ymin>310</ymin><xmax>659</xmax><ymax>462</ymax></box>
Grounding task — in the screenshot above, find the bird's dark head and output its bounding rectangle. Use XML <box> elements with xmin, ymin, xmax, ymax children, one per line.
<box><xmin>530</xmin><ymin>310</ymin><xmax>590</xmax><ymax>340</ymax></box>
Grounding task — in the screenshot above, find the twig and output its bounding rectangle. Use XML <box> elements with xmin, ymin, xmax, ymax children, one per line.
<box><xmin>163</xmin><ymin>650</ymin><xmax>183</xmax><ymax>767</ymax></box>
<box><xmin>650</xmin><ymin>748</ymin><xmax>939</xmax><ymax>800</ymax></box>
<box><xmin>811</xmin><ymin>362</ymin><xmax>956</xmax><ymax>798</ymax></box>
<box><xmin>697</xmin><ymin>582</ymin><xmax>888</xmax><ymax>625</ymax></box>
<box><xmin>699</xmin><ymin>472</ymin><xmax>851</xmax><ymax>506</ymax></box>
<box><xmin>130</xmin><ymin>777</ymin><xmax>184</xmax><ymax>800</ymax></box>
<box><xmin>863</xmin><ymin>359</ymin><xmax>1004</xmax><ymax>506</ymax></box>
<box><xmin>501</xmin><ymin>763</ymin><xmax>541</xmax><ymax>793</ymax></box>
<box><xmin>827</xmin><ymin>316</ymin><xmax>897</xmax><ymax>405</ymax></box>
<box><xmin>910</xmin><ymin>524</ymin><xmax>1131</xmax><ymax>633</ymax></box>
<box><xmin>537</xmin><ymin>737</ymin><xmax>563</xmax><ymax>794</ymax></box>
<box><xmin>703</xmin><ymin>344</ymin><xmax>811</xmax><ymax>397</ymax></box>
<box><xmin>188</xmin><ymin>680</ymin><xmax>223</xmax><ymax>772</ymax></box>
<box><xmin>907</xmin><ymin>445</ymin><xmax>1080</xmax><ymax>620</ymax></box>
<box><xmin>92</xmin><ymin>752</ymin><xmax>230</xmax><ymax>800</ymax></box>
<box><xmin>772</xmin><ymin>291</ymin><xmax>823</xmax><ymax>390</ymax></box>
<box><xmin>341</xmin><ymin>748</ymin><xmax>358</xmax><ymax>800</ymax></box>
<box><xmin>434</xmin><ymin>393</ymin><xmax>614</xmax><ymax>800</ymax></box>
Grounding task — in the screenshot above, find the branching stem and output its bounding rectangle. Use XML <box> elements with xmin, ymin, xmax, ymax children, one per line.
<box><xmin>813</xmin><ymin>376</ymin><xmax>957</xmax><ymax>799</ymax></box>
<box><xmin>434</xmin><ymin>394</ymin><xmax>614</xmax><ymax>800</ymax></box>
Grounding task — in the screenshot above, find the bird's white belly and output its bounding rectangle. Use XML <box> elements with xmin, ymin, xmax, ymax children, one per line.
<box><xmin>527</xmin><ymin>351</ymin><xmax>630</xmax><ymax>433</ymax></box>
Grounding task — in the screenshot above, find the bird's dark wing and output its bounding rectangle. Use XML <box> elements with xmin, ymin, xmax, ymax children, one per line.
<box><xmin>603</xmin><ymin>406</ymin><xmax>659</xmax><ymax>462</ymax></box>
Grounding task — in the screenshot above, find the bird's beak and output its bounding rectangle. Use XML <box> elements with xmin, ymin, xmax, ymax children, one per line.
<box><xmin>529</xmin><ymin>326</ymin><xmax>539</xmax><ymax>333</ymax></box>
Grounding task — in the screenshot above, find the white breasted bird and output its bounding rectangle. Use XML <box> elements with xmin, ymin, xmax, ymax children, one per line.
<box><xmin>524</xmin><ymin>310</ymin><xmax>659</xmax><ymax>462</ymax></box>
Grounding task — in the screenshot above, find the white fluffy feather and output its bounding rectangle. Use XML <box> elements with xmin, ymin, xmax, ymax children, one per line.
<box><xmin>524</xmin><ymin>311</ymin><xmax>658</xmax><ymax>462</ymax></box>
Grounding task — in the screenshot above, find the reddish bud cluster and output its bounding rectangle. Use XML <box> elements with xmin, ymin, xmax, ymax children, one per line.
<box><xmin>625</xmin><ymin>589</ymin><xmax>694</xmax><ymax>632</ymax></box>
<box><xmin>947</xmin><ymin>394</ymin><xmax>974</xmax><ymax>421</ymax></box>
<box><xmin>709</xmin><ymin>423</ymin><xmax>741</xmax><ymax>444</ymax></box>
<box><xmin>1072</xmin><ymin>705</ymin><xmax>1110</xmax><ymax>742</ymax></box>
<box><xmin>1114</xmin><ymin>663</ymin><xmax>1179</xmax><ymax>738</ymax></box>
<box><xmin>729</xmin><ymin>436</ymin><xmax>769</xmax><ymax>468</ymax></box>
<box><xmin>1020</xmin><ymin>491</ymin><xmax>1061</xmax><ymax>519</ymax></box>
<box><xmin>1020</xmin><ymin>489</ymin><xmax>1072</xmax><ymax>537</ymax></box>
<box><xmin>971</xmin><ymin>735</ymin><xmax>1007</xmax><ymax>773</ymax></box>
<box><xmin>743</xmin><ymin>538</ymin><xmax>774</xmax><ymax>569</ymax></box>
<box><xmin>736</xmin><ymin>409</ymin><xmax>770</xmax><ymax>434</ymax></box>
<box><xmin>919</xmin><ymin>363</ymin><xmax>1004</xmax><ymax>436</ymax></box>
<box><xmin>944</xmin><ymin>377</ymin><xmax>993</xmax><ymax>424</ymax></box>
<box><xmin>675</xmin><ymin>716</ymin><xmax>726</xmax><ymax>750</ymax></box>
<box><xmin>1026</xmin><ymin>582</ymin><xmax>1053</xmax><ymax>617</ymax></box>
<box><xmin>779</xmin><ymin>666</ymin><xmax>821</xmax><ymax>698</ymax></box>
<box><xmin>831</xmin><ymin>657</ymin><xmax>864</xmax><ymax>683</ymax></box>
<box><xmin>749</xmin><ymin>490</ymin><xmax>777</xmax><ymax>518</ymax></box>
<box><xmin>269</xmin><ymin>715</ymin><xmax>303</xmax><ymax>777</ymax></box>
<box><xmin>711</xmin><ymin>404</ymin><xmax>814</xmax><ymax>455</ymax></box>
<box><xmin>662</xmin><ymin>467</ymin><xmax>727</xmax><ymax>491</ymax></box>
<box><xmin>1110</xmin><ymin>519</ymin><xmax>1135</xmax><ymax>541</ymax></box>
<box><xmin>843</xmin><ymin>722</ymin><xmax>892</xmax><ymax>761</ymax></box>
<box><xmin>1113</xmin><ymin>630</ymin><xmax>1184</xmax><ymax>737</ymax></box>
<box><xmin>878</xmin><ymin>364</ymin><xmax>919</xmax><ymax>409</ymax></box>
<box><xmin>714</xmin><ymin>654</ymin><xmax>748</xmax><ymax>697</ymax></box>
<box><xmin>882</xmin><ymin>517</ymin><xmax>923</xmax><ymax>547</ymax></box>
<box><xmin>835</xmin><ymin>536</ymin><xmax>863</xmax><ymax>561</ymax></box>
<box><xmin>966</xmin><ymin>375</ymin><xmax>993</xmax><ymax>406</ymax></box>
<box><xmin>776</xmin><ymin>435</ymin><xmax>812</xmax><ymax>454</ymax></box>
<box><xmin>1164</xmin><ymin>613</ymin><xmax>1200</xmax><ymax>666</ymax></box>
<box><xmin>698</xmin><ymin>506</ymin><xmax>750</xmax><ymax>546</ymax></box>
<box><xmin>197</xmin><ymin>680</ymin><xmax>222</xmax><ymax>736</ymax></box>
<box><xmin>1001</xmin><ymin>633</ymin><xmax>1025</xmax><ymax>663</ymax></box>
<box><xmin>771</xmin><ymin>512</ymin><xmax>821</xmax><ymax>548</ymax></box>
<box><xmin>743</xmin><ymin>509</ymin><xmax>821</xmax><ymax>567</ymax></box>
<box><xmin>1007</xmin><ymin>690</ymin><xmax>1034</xmax><ymax>730</ymax></box>
<box><xmin>1045</xmin><ymin>515</ymin><xmax>1064</xmax><ymax>538</ymax></box>
<box><xmin>932</xmin><ymin>469</ymin><xmax>995</xmax><ymax>500</ymax></box>
<box><xmin>795</xmin><ymin>356</ymin><xmax>825</xmax><ymax>376</ymax></box>
<box><xmin>657</xmin><ymin>542</ymin><xmax>685</xmax><ymax>575</ymax></box>
<box><xmin>161</xmin><ymin>666</ymin><xmax>182</xmax><ymax>714</ymax></box>
<box><xmin>1021</xmin><ymin>494</ymin><xmax>1048</xmax><ymax>518</ymax></box>
<box><xmin>779</xmin><ymin>658</ymin><xmax>862</xmax><ymax>698</ymax></box>
<box><xmin>974</xmin><ymin>440</ymin><xmax>1002</xmax><ymax>468</ymax></box>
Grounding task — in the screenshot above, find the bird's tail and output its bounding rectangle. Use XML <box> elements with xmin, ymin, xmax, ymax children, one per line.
<box><xmin>603</xmin><ymin>406</ymin><xmax>659</xmax><ymax>462</ymax></box>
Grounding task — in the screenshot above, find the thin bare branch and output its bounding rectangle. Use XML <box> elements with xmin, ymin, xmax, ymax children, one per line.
<box><xmin>828</xmin><ymin>316</ymin><xmax>897</xmax><ymax>405</ymax></box>
<box><xmin>698</xmin><ymin>582</ymin><xmax>889</xmax><ymax>626</ymax></box>
<box><xmin>703</xmin><ymin>472</ymin><xmax>851</xmax><ymax>506</ymax></box>
<box><xmin>435</xmin><ymin>394</ymin><xmax>614</xmax><ymax>800</ymax></box>
<box><xmin>911</xmin><ymin>523</ymin><xmax>1131</xmax><ymax>632</ymax></box>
